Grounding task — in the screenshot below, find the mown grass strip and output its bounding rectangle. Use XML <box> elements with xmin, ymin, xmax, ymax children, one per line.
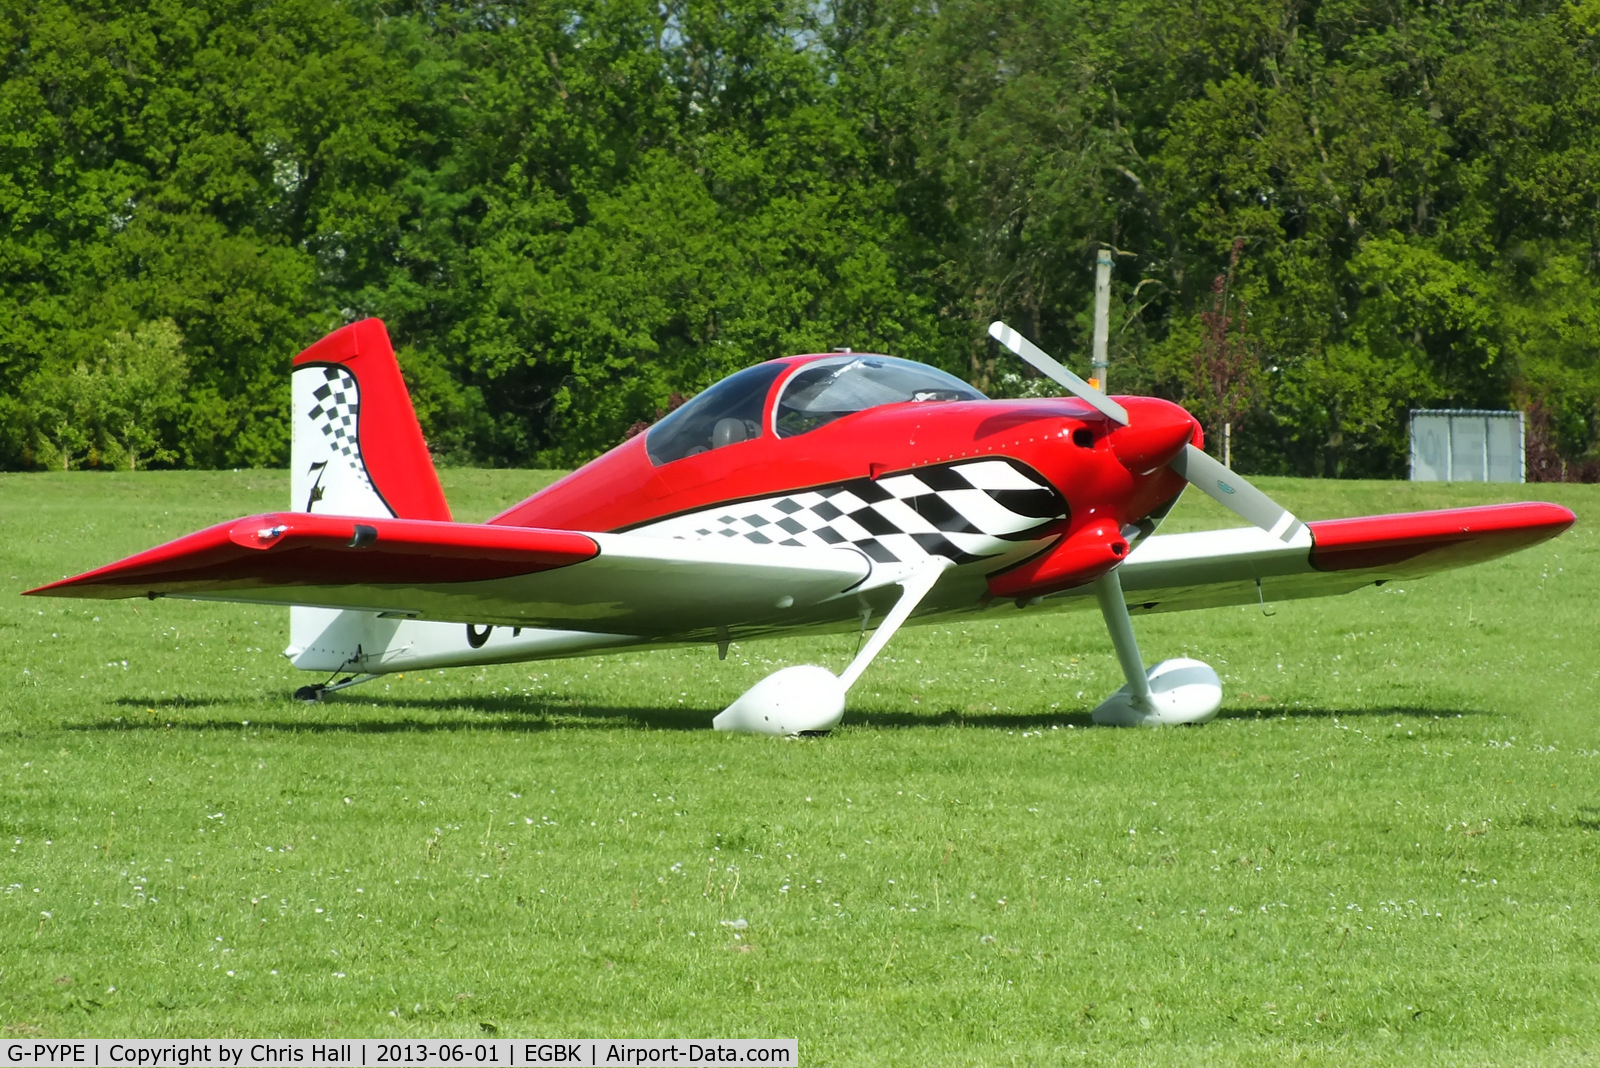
<box><xmin>2</xmin><ymin>471</ymin><xmax>1596</xmax><ymax>1065</ymax></box>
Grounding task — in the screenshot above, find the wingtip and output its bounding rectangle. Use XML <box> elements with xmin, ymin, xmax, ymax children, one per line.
<box><xmin>23</xmin><ymin>568</ymin><xmax>112</xmax><ymax>597</ymax></box>
<box><xmin>1308</xmin><ymin>501</ymin><xmax>1578</xmax><ymax>573</ymax></box>
<box><xmin>21</xmin><ymin>574</ymin><xmax>124</xmax><ymax>599</ymax></box>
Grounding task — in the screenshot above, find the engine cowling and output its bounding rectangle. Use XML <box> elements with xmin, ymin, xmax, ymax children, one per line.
<box><xmin>986</xmin><ymin>519</ymin><xmax>1128</xmax><ymax>600</ymax></box>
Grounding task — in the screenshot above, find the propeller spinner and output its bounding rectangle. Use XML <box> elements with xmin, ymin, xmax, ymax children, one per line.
<box><xmin>987</xmin><ymin>320</ymin><xmax>1304</xmax><ymax>543</ymax></box>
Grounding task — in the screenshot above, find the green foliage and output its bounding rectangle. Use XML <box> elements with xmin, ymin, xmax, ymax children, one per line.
<box><xmin>97</xmin><ymin>319</ymin><xmax>189</xmax><ymax>470</ymax></box>
<box><xmin>20</xmin><ymin>319</ymin><xmax>188</xmax><ymax>470</ymax></box>
<box><xmin>2</xmin><ymin>0</ymin><xmax>1597</xmax><ymax>473</ymax></box>
<box><xmin>23</xmin><ymin>362</ymin><xmax>98</xmax><ymax>471</ymax></box>
<box><xmin>1502</xmin><ymin>247</ymin><xmax>1600</xmax><ymax>459</ymax></box>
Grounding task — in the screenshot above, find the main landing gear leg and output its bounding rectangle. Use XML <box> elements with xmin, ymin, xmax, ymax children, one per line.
<box><xmin>293</xmin><ymin>673</ymin><xmax>381</xmax><ymax>703</ymax></box>
<box><xmin>1089</xmin><ymin>567</ymin><xmax>1221</xmax><ymax>726</ymax></box>
<box><xmin>714</xmin><ymin>561</ymin><xmax>952</xmax><ymax>736</ymax></box>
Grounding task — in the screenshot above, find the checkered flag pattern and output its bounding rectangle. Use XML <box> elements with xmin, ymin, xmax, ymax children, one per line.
<box><xmin>639</xmin><ymin>458</ymin><xmax>1066</xmax><ymax>565</ymax></box>
<box><xmin>305</xmin><ymin>367</ymin><xmax>373</xmax><ymax>489</ymax></box>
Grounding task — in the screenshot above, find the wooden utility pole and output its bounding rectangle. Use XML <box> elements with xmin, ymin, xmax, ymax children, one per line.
<box><xmin>1090</xmin><ymin>248</ymin><xmax>1112</xmax><ymax>391</ymax></box>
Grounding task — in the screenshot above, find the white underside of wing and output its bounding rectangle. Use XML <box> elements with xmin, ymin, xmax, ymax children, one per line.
<box><xmin>1035</xmin><ymin>524</ymin><xmax>1350</xmax><ymax>615</ymax></box>
<box><xmin>195</xmin><ymin>531</ymin><xmax>874</xmax><ymax>637</ymax></box>
<box><xmin>1120</xmin><ymin>524</ymin><xmax>1314</xmax><ymax>585</ymax></box>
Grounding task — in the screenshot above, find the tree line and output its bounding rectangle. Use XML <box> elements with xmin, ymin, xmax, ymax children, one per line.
<box><xmin>3</xmin><ymin>0</ymin><xmax>1598</xmax><ymax>477</ymax></box>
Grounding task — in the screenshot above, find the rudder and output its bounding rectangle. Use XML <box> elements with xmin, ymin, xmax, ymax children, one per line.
<box><xmin>287</xmin><ymin>319</ymin><xmax>448</xmax><ymax>671</ymax></box>
<box><xmin>290</xmin><ymin>318</ymin><xmax>450</xmax><ymax>521</ymax></box>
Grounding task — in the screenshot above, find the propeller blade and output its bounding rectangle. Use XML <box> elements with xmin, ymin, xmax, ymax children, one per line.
<box><xmin>1170</xmin><ymin>444</ymin><xmax>1305</xmax><ymax>542</ymax></box>
<box><xmin>985</xmin><ymin>321</ymin><xmax>1300</xmax><ymax>541</ymax></box>
<box><xmin>988</xmin><ymin>321</ymin><xmax>1129</xmax><ymax>425</ymax></box>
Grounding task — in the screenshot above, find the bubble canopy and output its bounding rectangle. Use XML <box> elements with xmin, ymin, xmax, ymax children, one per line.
<box><xmin>774</xmin><ymin>355</ymin><xmax>984</xmax><ymax>438</ymax></box>
<box><xmin>645</xmin><ymin>362</ymin><xmax>787</xmax><ymax>465</ymax></box>
<box><xmin>646</xmin><ymin>355</ymin><xmax>984</xmax><ymax>465</ymax></box>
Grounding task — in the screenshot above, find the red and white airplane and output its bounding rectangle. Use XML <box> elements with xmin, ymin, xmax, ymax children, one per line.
<box><xmin>27</xmin><ymin>319</ymin><xmax>1574</xmax><ymax>733</ymax></box>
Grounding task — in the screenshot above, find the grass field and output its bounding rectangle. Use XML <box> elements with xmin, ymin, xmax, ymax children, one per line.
<box><xmin>2</xmin><ymin>469</ymin><xmax>1597</xmax><ymax>1065</ymax></box>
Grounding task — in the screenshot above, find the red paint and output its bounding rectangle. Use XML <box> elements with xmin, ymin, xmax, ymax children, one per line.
<box><xmin>29</xmin><ymin>349</ymin><xmax>1197</xmax><ymax>605</ymax></box>
<box><xmin>987</xmin><ymin>519</ymin><xmax>1128</xmax><ymax>599</ymax></box>
<box><xmin>295</xmin><ymin>320</ymin><xmax>452</xmax><ymax>522</ymax></box>
<box><xmin>1106</xmin><ymin>397</ymin><xmax>1198</xmax><ymax>474</ymax></box>
<box><xmin>26</xmin><ymin>514</ymin><xmax>597</xmax><ymax>599</ymax></box>
<box><xmin>491</xmin><ymin>356</ymin><xmax>1187</xmax><ymax>542</ymax></box>
<box><xmin>1308</xmin><ymin>502</ymin><xmax>1575</xmax><ymax>572</ymax></box>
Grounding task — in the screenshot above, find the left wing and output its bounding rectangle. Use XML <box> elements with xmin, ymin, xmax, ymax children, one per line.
<box><xmin>25</xmin><ymin>512</ymin><xmax>871</xmax><ymax>636</ymax></box>
<box><xmin>1099</xmin><ymin>502</ymin><xmax>1574</xmax><ymax>615</ymax></box>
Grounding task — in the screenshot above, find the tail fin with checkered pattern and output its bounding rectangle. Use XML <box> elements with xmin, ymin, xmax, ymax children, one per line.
<box><xmin>290</xmin><ymin>319</ymin><xmax>450</xmax><ymax>522</ymax></box>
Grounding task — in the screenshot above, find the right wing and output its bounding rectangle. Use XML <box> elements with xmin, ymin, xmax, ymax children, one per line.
<box><xmin>1104</xmin><ymin>502</ymin><xmax>1574</xmax><ymax>614</ymax></box>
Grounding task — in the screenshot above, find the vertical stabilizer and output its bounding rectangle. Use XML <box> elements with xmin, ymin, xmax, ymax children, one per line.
<box><xmin>290</xmin><ymin>318</ymin><xmax>450</xmax><ymax>521</ymax></box>
<box><xmin>287</xmin><ymin>319</ymin><xmax>449</xmax><ymax>669</ymax></box>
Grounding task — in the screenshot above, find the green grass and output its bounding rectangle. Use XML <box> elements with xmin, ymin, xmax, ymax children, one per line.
<box><xmin>2</xmin><ymin>470</ymin><xmax>1597</xmax><ymax>1065</ymax></box>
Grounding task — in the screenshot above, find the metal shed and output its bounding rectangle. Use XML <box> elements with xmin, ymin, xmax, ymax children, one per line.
<box><xmin>1409</xmin><ymin>409</ymin><xmax>1525</xmax><ymax>483</ymax></box>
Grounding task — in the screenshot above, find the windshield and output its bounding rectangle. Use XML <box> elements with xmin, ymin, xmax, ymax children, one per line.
<box><xmin>775</xmin><ymin>355</ymin><xmax>985</xmax><ymax>437</ymax></box>
<box><xmin>646</xmin><ymin>362</ymin><xmax>787</xmax><ymax>465</ymax></box>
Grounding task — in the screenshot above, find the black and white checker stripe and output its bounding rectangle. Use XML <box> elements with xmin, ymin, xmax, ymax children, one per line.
<box><xmin>304</xmin><ymin>367</ymin><xmax>375</xmax><ymax>490</ymax></box>
<box><xmin>637</xmin><ymin>458</ymin><xmax>1066</xmax><ymax>565</ymax></box>
<box><xmin>308</xmin><ymin>367</ymin><xmax>359</xmax><ymax>458</ymax></box>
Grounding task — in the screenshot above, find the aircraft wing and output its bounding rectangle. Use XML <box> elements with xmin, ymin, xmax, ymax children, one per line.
<box><xmin>1102</xmin><ymin>502</ymin><xmax>1574</xmax><ymax>615</ymax></box>
<box><xmin>26</xmin><ymin>502</ymin><xmax>1574</xmax><ymax>630</ymax></box>
<box><xmin>25</xmin><ymin>512</ymin><xmax>871</xmax><ymax>636</ymax></box>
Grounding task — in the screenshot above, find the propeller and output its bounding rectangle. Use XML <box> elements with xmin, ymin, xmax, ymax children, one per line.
<box><xmin>987</xmin><ymin>320</ymin><xmax>1305</xmax><ymax>543</ymax></box>
<box><xmin>987</xmin><ymin>322</ymin><xmax>1129</xmax><ymax>425</ymax></box>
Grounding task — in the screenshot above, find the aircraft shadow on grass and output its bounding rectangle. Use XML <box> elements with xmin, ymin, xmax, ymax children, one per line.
<box><xmin>102</xmin><ymin>693</ymin><xmax>711</xmax><ymax>732</ymax></box>
<box><xmin>1214</xmin><ymin>703</ymin><xmax>1491</xmax><ymax>723</ymax></box>
<box><xmin>89</xmin><ymin>693</ymin><xmax>1487</xmax><ymax>735</ymax></box>
<box><xmin>835</xmin><ymin>703</ymin><xmax>1486</xmax><ymax>729</ymax></box>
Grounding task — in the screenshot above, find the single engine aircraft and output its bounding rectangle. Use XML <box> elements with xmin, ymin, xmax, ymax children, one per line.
<box><xmin>27</xmin><ymin>319</ymin><xmax>1575</xmax><ymax>733</ymax></box>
